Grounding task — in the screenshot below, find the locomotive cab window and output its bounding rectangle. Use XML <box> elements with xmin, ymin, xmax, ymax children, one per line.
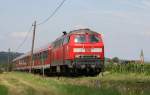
<box><xmin>74</xmin><ymin>35</ymin><xmax>86</xmax><ymax>43</ymax></box>
<box><xmin>89</xmin><ymin>35</ymin><xmax>100</xmax><ymax>42</ymax></box>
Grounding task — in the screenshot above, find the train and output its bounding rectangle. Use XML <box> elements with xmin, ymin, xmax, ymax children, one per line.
<box><xmin>13</xmin><ymin>29</ymin><xmax>104</xmax><ymax>76</ymax></box>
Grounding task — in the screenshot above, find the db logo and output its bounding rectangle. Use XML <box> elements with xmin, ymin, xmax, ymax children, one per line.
<box><xmin>86</xmin><ymin>48</ymin><xmax>91</xmax><ymax>52</ymax></box>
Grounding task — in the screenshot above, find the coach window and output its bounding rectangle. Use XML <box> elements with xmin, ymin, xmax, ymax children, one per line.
<box><xmin>54</xmin><ymin>41</ymin><xmax>59</xmax><ymax>48</ymax></box>
<box><xmin>33</xmin><ymin>55</ymin><xmax>35</xmax><ymax>60</ymax></box>
<box><xmin>58</xmin><ymin>39</ymin><xmax>62</xmax><ymax>47</ymax></box>
<box><xmin>36</xmin><ymin>54</ymin><xmax>38</xmax><ymax>59</ymax></box>
<box><xmin>53</xmin><ymin>42</ymin><xmax>57</xmax><ymax>48</ymax></box>
<box><xmin>63</xmin><ymin>36</ymin><xmax>70</xmax><ymax>45</ymax></box>
<box><xmin>55</xmin><ymin>39</ymin><xmax>62</xmax><ymax>48</ymax></box>
<box><xmin>38</xmin><ymin>53</ymin><xmax>40</xmax><ymax>59</ymax></box>
<box><xmin>40</xmin><ymin>53</ymin><xmax>42</xmax><ymax>59</ymax></box>
<box><xmin>24</xmin><ymin>58</ymin><xmax>26</xmax><ymax>63</ymax></box>
<box><xmin>45</xmin><ymin>51</ymin><xmax>48</xmax><ymax>58</ymax></box>
<box><xmin>40</xmin><ymin>53</ymin><xmax>42</xmax><ymax>60</ymax></box>
<box><xmin>42</xmin><ymin>51</ymin><xmax>46</xmax><ymax>59</ymax></box>
<box><xmin>55</xmin><ymin>41</ymin><xmax>58</xmax><ymax>48</ymax></box>
<box><xmin>35</xmin><ymin>54</ymin><xmax>38</xmax><ymax>59</ymax></box>
<box><xmin>22</xmin><ymin>59</ymin><xmax>24</xmax><ymax>64</ymax></box>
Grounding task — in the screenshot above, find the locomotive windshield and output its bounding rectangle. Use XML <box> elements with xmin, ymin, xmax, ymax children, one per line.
<box><xmin>74</xmin><ymin>35</ymin><xmax>86</xmax><ymax>43</ymax></box>
<box><xmin>74</xmin><ymin>34</ymin><xmax>101</xmax><ymax>43</ymax></box>
<box><xmin>89</xmin><ymin>35</ymin><xmax>100</xmax><ymax>42</ymax></box>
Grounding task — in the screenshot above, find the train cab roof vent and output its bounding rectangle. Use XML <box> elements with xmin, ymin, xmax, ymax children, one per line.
<box><xmin>63</xmin><ymin>31</ymin><xmax>67</xmax><ymax>35</ymax></box>
<box><xmin>83</xmin><ymin>28</ymin><xmax>90</xmax><ymax>31</ymax></box>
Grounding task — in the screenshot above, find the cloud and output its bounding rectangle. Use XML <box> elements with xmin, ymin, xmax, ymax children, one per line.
<box><xmin>127</xmin><ymin>0</ymin><xmax>150</xmax><ymax>9</ymax></box>
<box><xmin>86</xmin><ymin>10</ymin><xmax>143</xmax><ymax>25</ymax></box>
<box><xmin>87</xmin><ymin>10</ymin><xmax>130</xmax><ymax>18</ymax></box>
<box><xmin>10</xmin><ymin>32</ymin><xmax>31</xmax><ymax>38</ymax></box>
<box><xmin>141</xmin><ymin>0</ymin><xmax>150</xmax><ymax>8</ymax></box>
<box><xmin>106</xmin><ymin>0</ymin><xmax>150</xmax><ymax>10</ymax></box>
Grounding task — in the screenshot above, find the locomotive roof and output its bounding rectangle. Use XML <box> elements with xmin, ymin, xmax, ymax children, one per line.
<box><xmin>68</xmin><ymin>29</ymin><xmax>99</xmax><ymax>35</ymax></box>
<box><xmin>53</xmin><ymin>29</ymin><xmax>99</xmax><ymax>43</ymax></box>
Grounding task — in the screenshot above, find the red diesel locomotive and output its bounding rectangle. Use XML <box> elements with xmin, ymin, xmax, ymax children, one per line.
<box><xmin>13</xmin><ymin>29</ymin><xmax>104</xmax><ymax>76</ymax></box>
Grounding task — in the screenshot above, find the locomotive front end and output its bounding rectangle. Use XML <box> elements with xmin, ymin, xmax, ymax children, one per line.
<box><xmin>66</xmin><ymin>29</ymin><xmax>104</xmax><ymax>75</ymax></box>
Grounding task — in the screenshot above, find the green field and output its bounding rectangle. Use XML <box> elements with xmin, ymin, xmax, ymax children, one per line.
<box><xmin>0</xmin><ymin>71</ymin><xmax>150</xmax><ymax>95</ymax></box>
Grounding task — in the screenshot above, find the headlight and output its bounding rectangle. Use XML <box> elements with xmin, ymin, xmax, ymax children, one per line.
<box><xmin>91</xmin><ymin>48</ymin><xmax>102</xmax><ymax>52</ymax></box>
<box><xmin>73</xmin><ymin>48</ymin><xmax>85</xmax><ymax>52</ymax></box>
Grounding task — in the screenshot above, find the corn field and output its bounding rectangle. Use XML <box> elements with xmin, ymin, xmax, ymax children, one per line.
<box><xmin>105</xmin><ymin>63</ymin><xmax>150</xmax><ymax>75</ymax></box>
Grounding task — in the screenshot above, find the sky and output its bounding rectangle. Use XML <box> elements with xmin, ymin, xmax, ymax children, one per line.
<box><xmin>0</xmin><ymin>0</ymin><xmax>150</xmax><ymax>61</ymax></box>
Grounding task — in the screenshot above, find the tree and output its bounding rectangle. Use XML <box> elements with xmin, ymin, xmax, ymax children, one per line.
<box><xmin>112</xmin><ymin>57</ymin><xmax>120</xmax><ymax>63</ymax></box>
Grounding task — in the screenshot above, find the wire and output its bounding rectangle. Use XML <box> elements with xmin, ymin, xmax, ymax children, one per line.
<box><xmin>14</xmin><ymin>0</ymin><xmax>67</xmax><ymax>52</ymax></box>
<box><xmin>14</xmin><ymin>25</ymin><xmax>33</xmax><ymax>52</ymax></box>
<box><xmin>37</xmin><ymin>0</ymin><xmax>67</xmax><ymax>25</ymax></box>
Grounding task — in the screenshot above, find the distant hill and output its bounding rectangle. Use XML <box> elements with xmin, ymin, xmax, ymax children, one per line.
<box><xmin>0</xmin><ymin>51</ymin><xmax>23</xmax><ymax>64</ymax></box>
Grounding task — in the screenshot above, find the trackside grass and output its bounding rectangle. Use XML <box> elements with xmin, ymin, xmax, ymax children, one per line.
<box><xmin>0</xmin><ymin>72</ymin><xmax>120</xmax><ymax>95</ymax></box>
<box><xmin>0</xmin><ymin>71</ymin><xmax>150</xmax><ymax>95</ymax></box>
<box><xmin>0</xmin><ymin>84</ymin><xmax>8</xmax><ymax>95</ymax></box>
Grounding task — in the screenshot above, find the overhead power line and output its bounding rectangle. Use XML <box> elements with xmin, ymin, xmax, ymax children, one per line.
<box><xmin>14</xmin><ymin>0</ymin><xmax>67</xmax><ymax>52</ymax></box>
<box><xmin>14</xmin><ymin>25</ymin><xmax>33</xmax><ymax>52</ymax></box>
<box><xmin>37</xmin><ymin>0</ymin><xmax>67</xmax><ymax>25</ymax></box>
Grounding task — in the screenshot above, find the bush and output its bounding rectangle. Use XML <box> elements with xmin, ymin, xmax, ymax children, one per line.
<box><xmin>112</xmin><ymin>57</ymin><xmax>120</xmax><ymax>63</ymax></box>
<box><xmin>0</xmin><ymin>68</ymin><xmax>4</xmax><ymax>74</ymax></box>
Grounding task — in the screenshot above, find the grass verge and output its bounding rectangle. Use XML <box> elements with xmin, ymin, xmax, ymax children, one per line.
<box><xmin>0</xmin><ymin>72</ymin><xmax>150</xmax><ymax>95</ymax></box>
<box><xmin>0</xmin><ymin>84</ymin><xmax>8</xmax><ymax>95</ymax></box>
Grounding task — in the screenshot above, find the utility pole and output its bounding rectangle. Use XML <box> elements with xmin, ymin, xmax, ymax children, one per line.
<box><xmin>29</xmin><ymin>21</ymin><xmax>36</xmax><ymax>73</ymax></box>
<box><xmin>7</xmin><ymin>48</ymin><xmax>10</xmax><ymax>72</ymax></box>
<box><xmin>41</xmin><ymin>54</ymin><xmax>45</xmax><ymax>77</ymax></box>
